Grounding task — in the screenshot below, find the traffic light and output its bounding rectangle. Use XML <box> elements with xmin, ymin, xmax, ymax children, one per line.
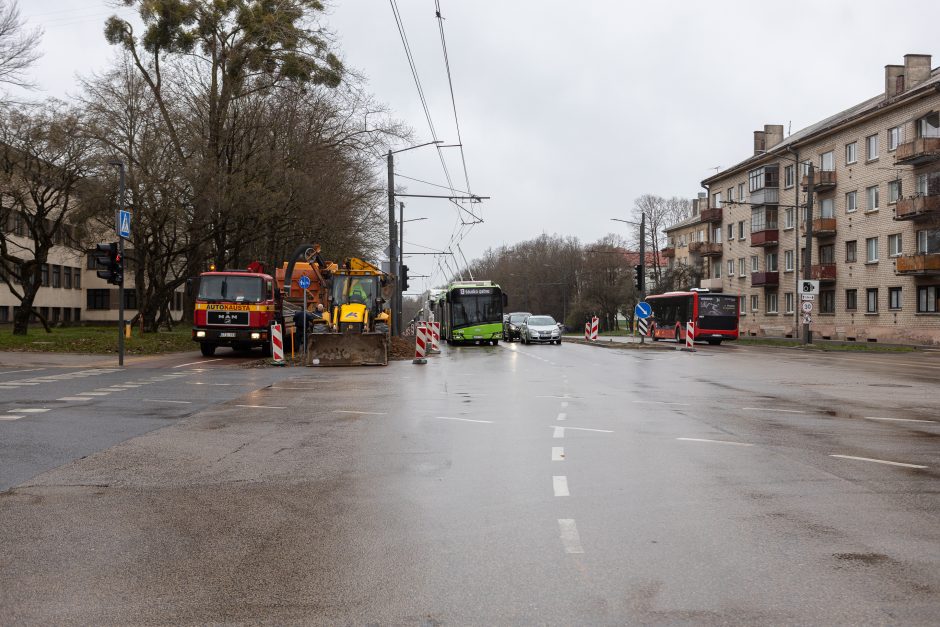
<box><xmin>94</xmin><ymin>242</ymin><xmax>123</xmax><ymax>285</ymax></box>
<box><xmin>634</xmin><ymin>264</ymin><xmax>644</xmax><ymax>291</ymax></box>
<box><xmin>400</xmin><ymin>264</ymin><xmax>410</xmax><ymax>291</ymax></box>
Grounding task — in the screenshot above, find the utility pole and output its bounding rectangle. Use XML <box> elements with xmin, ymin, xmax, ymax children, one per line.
<box><xmin>387</xmin><ymin>150</ymin><xmax>399</xmax><ymax>336</ymax></box>
<box><xmin>399</xmin><ymin>201</ymin><xmax>405</xmax><ymax>336</ymax></box>
<box><xmin>639</xmin><ymin>211</ymin><xmax>646</xmax><ymax>345</ymax></box>
<box><xmin>803</xmin><ymin>163</ymin><xmax>815</xmax><ymax>345</ymax></box>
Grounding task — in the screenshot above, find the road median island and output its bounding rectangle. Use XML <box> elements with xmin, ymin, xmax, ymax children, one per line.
<box><xmin>562</xmin><ymin>336</ymin><xmax>675</xmax><ymax>350</ymax></box>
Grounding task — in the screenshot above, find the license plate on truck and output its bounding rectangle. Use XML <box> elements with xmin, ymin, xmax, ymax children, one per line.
<box><xmin>219</xmin><ymin>332</ymin><xmax>236</xmax><ymax>338</ymax></box>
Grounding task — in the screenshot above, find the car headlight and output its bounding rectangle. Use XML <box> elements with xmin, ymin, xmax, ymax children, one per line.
<box><xmin>250</xmin><ymin>332</ymin><xmax>261</xmax><ymax>340</ymax></box>
<box><xmin>510</xmin><ymin>325</ymin><xmax>517</xmax><ymax>330</ymax></box>
<box><xmin>195</xmin><ymin>331</ymin><xmax>206</xmax><ymax>338</ymax></box>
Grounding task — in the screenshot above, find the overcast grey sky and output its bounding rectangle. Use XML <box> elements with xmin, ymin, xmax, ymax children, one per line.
<box><xmin>16</xmin><ymin>1</ymin><xmax>940</xmax><ymax>293</ymax></box>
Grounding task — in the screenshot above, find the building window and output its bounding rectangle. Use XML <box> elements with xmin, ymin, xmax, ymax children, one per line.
<box><xmin>728</xmin><ymin>223</ymin><xmax>734</xmax><ymax>240</ymax></box>
<box><xmin>866</xmin><ymin>133</ymin><xmax>879</xmax><ymax>160</ymax></box>
<box><xmin>845</xmin><ymin>141</ymin><xmax>857</xmax><ymax>164</ymax></box>
<box><xmin>918</xmin><ymin>112</ymin><xmax>940</xmax><ymax>138</ymax></box>
<box><xmin>766</xmin><ymin>292</ymin><xmax>778</xmax><ymax>314</ymax></box>
<box><xmin>0</xmin><ymin>306</ymin><xmax>7</xmax><ymax>322</ymax></box>
<box><xmin>866</xmin><ymin>237</ymin><xmax>879</xmax><ymax>263</ymax></box>
<box><xmin>52</xmin><ymin>265</ymin><xmax>61</xmax><ymax>288</ymax></box>
<box><xmin>737</xmin><ymin>182</ymin><xmax>745</xmax><ymax>200</ymax></box>
<box><xmin>63</xmin><ymin>267</ymin><xmax>71</xmax><ymax>289</ymax></box>
<box><xmin>819</xmin><ymin>244</ymin><xmax>834</xmax><ymax>264</ymax></box>
<box><xmin>784</xmin><ymin>165</ymin><xmax>795</xmax><ymax>188</ymax></box>
<box><xmin>888</xmin><ymin>179</ymin><xmax>901</xmax><ymax>204</ymax></box>
<box><xmin>727</xmin><ymin>260</ymin><xmax>735</xmax><ymax>276</ymax></box>
<box><xmin>73</xmin><ymin>308</ymin><xmax>80</xmax><ymax>321</ymax></box>
<box><xmin>738</xmin><ymin>220</ymin><xmax>745</xmax><ymax>240</ymax></box>
<box><xmin>820</xmin><ymin>290</ymin><xmax>835</xmax><ymax>314</ymax></box>
<box><xmin>727</xmin><ymin>186</ymin><xmax>735</xmax><ymax>203</ymax></box>
<box><xmin>846</xmin><ymin>289</ymin><xmax>857</xmax><ymax>310</ymax></box>
<box><xmin>51</xmin><ymin>307</ymin><xmax>60</xmax><ymax>323</ymax></box>
<box><xmin>784</xmin><ymin>206</ymin><xmax>794</xmax><ymax>229</ymax></box>
<box><xmin>738</xmin><ymin>258</ymin><xmax>746</xmax><ymax>276</ymax></box>
<box><xmin>39</xmin><ymin>264</ymin><xmax>49</xmax><ymax>287</ymax></box>
<box><xmin>866</xmin><ymin>185</ymin><xmax>879</xmax><ymax>211</ymax></box>
<box><xmin>713</xmin><ymin>192</ymin><xmax>722</xmax><ymax>209</ymax></box>
<box><xmin>751</xmin><ymin>294</ymin><xmax>759</xmax><ymax>311</ymax></box>
<box><xmin>918</xmin><ymin>286</ymin><xmax>939</xmax><ymax>312</ymax></box>
<box><xmin>846</xmin><ymin>240</ymin><xmax>857</xmax><ymax>263</ymax></box>
<box><xmin>917</xmin><ymin>228</ymin><xmax>940</xmax><ymax>253</ymax></box>
<box><xmin>750</xmin><ymin>255</ymin><xmax>759</xmax><ymax>272</ymax></box>
<box><xmin>765</xmin><ymin>252</ymin><xmax>778</xmax><ymax>272</ymax></box>
<box><xmin>712</xmin><ymin>226</ymin><xmax>722</xmax><ymax>243</ymax></box>
<box><xmin>124</xmin><ymin>289</ymin><xmax>138</xmax><ymax>310</ymax></box>
<box><xmin>819</xmin><ymin>197</ymin><xmax>834</xmax><ymax>218</ymax></box>
<box><xmin>73</xmin><ymin>269</ymin><xmax>81</xmax><ymax>290</ymax></box>
<box><xmin>820</xmin><ymin>151</ymin><xmax>835</xmax><ymax>171</ymax></box>
<box><xmin>86</xmin><ymin>252</ymin><xmax>96</xmax><ymax>270</ymax></box>
<box><xmin>888</xmin><ymin>126</ymin><xmax>902</xmax><ymax>151</ymax></box>
<box><xmin>888</xmin><ymin>233</ymin><xmax>903</xmax><ymax>257</ymax></box>
<box><xmin>784</xmin><ymin>249</ymin><xmax>794</xmax><ymax>272</ymax></box>
<box><xmin>785</xmin><ymin>292</ymin><xmax>794</xmax><ymax>314</ymax></box>
<box><xmin>87</xmin><ymin>289</ymin><xmax>110</xmax><ymax>310</ymax></box>
<box><xmin>889</xmin><ymin>287</ymin><xmax>902</xmax><ymax>310</ymax></box>
<box><xmin>846</xmin><ymin>190</ymin><xmax>857</xmax><ymax>213</ymax></box>
<box><xmin>63</xmin><ymin>308</ymin><xmax>71</xmax><ymax>322</ymax></box>
<box><xmin>866</xmin><ymin>288</ymin><xmax>878</xmax><ymax>313</ymax></box>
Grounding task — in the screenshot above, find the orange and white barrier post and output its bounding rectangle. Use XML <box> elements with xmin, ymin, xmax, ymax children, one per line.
<box><xmin>429</xmin><ymin>321</ymin><xmax>441</xmax><ymax>354</ymax></box>
<box><xmin>413</xmin><ymin>324</ymin><xmax>428</xmax><ymax>364</ymax></box>
<box><xmin>682</xmin><ymin>321</ymin><xmax>696</xmax><ymax>352</ymax></box>
<box><xmin>271</xmin><ymin>322</ymin><xmax>286</xmax><ymax>365</ymax></box>
<box><xmin>584</xmin><ymin>322</ymin><xmax>590</xmax><ymax>341</ymax></box>
<box><xmin>591</xmin><ymin>316</ymin><xmax>599</xmax><ymax>341</ymax></box>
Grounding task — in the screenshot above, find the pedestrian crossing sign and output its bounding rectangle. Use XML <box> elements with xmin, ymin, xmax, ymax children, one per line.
<box><xmin>117</xmin><ymin>209</ymin><xmax>131</xmax><ymax>239</ymax></box>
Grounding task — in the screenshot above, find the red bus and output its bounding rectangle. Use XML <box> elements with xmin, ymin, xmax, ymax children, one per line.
<box><xmin>646</xmin><ymin>290</ymin><xmax>740</xmax><ymax>345</ymax></box>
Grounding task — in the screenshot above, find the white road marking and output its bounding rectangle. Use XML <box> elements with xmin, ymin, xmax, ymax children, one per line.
<box><xmin>57</xmin><ymin>397</ymin><xmax>93</xmax><ymax>402</ymax></box>
<box><xmin>11</xmin><ymin>408</ymin><xmax>50</xmax><ymax>414</ymax></box>
<box><xmin>0</xmin><ymin>382</ymin><xmax>37</xmax><ymax>386</ymax></box>
<box><xmin>864</xmin><ymin>416</ymin><xmax>937</xmax><ymax>424</ymax></box>
<box><xmin>77</xmin><ymin>392</ymin><xmax>110</xmax><ymax>396</ymax></box>
<box><xmin>552</xmin><ymin>447</ymin><xmax>565</xmax><ymax>461</ymax></box>
<box><xmin>677</xmin><ymin>437</ymin><xmax>753</xmax><ymax>446</ymax></box>
<box><xmin>551</xmin><ymin>426</ymin><xmax>614</xmax><ymax>434</ymax></box>
<box><xmin>234</xmin><ymin>404</ymin><xmax>286</xmax><ymax>410</ymax></box>
<box><xmin>336</xmin><ymin>410</ymin><xmax>387</xmax><ymax>415</ymax></box>
<box><xmin>113</xmin><ymin>384</ymin><xmax>142</xmax><ymax>388</ymax></box>
<box><xmin>0</xmin><ymin>385</ymin><xmax>20</xmax><ymax>389</ymax></box>
<box><xmin>432</xmin><ymin>416</ymin><xmax>493</xmax><ymax>424</ymax></box>
<box><xmin>143</xmin><ymin>399</ymin><xmax>193</xmax><ymax>404</ymax></box>
<box><xmin>0</xmin><ymin>368</ymin><xmax>45</xmax><ymax>375</ymax></box>
<box><xmin>186</xmin><ymin>382</ymin><xmax>235</xmax><ymax>386</ymax></box>
<box><xmin>172</xmin><ymin>359</ymin><xmax>223</xmax><ymax>369</ymax></box>
<box><xmin>0</xmin><ymin>415</ymin><xmax>24</xmax><ymax>421</ymax></box>
<box><xmin>558</xmin><ymin>519</ymin><xmax>584</xmax><ymax>554</ymax></box>
<box><xmin>553</xmin><ymin>475</ymin><xmax>570</xmax><ymax>496</ymax></box>
<box><xmin>561</xmin><ymin>401</ymin><xmax>569</xmax><ymax>408</ymax></box>
<box><xmin>632</xmin><ymin>400</ymin><xmax>690</xmax><ymax>406</ymax></box>
<box><xmin>557</xmin><ymin>412</ymin><xmax>567</xmax><ymax>421</ymax></box>
<box><xmin>553</xmin><ymin>426</ymin><xmax>565</xmax><ymax>438</ymax></box>
<box><xmin>742</xmin><ymin>407</ymin><xmax>806</xmax><ymax>414</ymax></box>
<box><xmin>830</xmin><ymin>454</ymin><xmax>928</xmax><ymax>469</ymax></box>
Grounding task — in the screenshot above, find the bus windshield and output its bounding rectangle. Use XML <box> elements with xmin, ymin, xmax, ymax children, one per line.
<box><xmin>198</xmin><ymin>275</ymin><xmax>265</xmax><ymax>303</ymax></box>
<box><xmin>451</xmin><ymin>289</ymin><xmax>502</xmax><ymax>327</ymax></box>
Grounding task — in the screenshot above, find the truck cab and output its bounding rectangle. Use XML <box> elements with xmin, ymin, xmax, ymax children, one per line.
<box><xmin>192</xmin><ymin>270</ymin><xmax>281</xmax><ymax>356</ymax></box>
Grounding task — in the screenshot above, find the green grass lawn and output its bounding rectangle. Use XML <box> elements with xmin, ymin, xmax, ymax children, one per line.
<box><xmin>0</xmin><ymin>325</ymin><xmax>195</xmax><ymax>354</ymax></box>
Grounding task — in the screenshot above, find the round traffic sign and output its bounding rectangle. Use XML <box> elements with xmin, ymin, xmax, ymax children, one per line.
<box><xmin>298</xmin><ymin>275</ymin><xmax>311</xmax><ymax>289</ymax></box>
<box><xmin>635</xmin><ymin>301</ymin><xmax>652</xmax><ymax>319</ymax></box>
<box><xmin>801</xmin><ymin>301</ymin><xmax>813</xmax><ymax>313</ymax></box>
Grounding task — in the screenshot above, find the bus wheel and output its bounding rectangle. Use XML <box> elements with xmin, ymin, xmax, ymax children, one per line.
<box><xmin>492</xmin><ymin>340</ymin><xmax>499</xmax><ymax>346</ymax></box>
<box><xmin>707</xmin><ymin>339</ymin><xmax>722</xmax><ymax>346</ymax></box>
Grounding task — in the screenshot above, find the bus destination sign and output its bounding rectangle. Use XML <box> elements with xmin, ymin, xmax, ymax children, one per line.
<box><xmin>459</xmin><ymin>288</ymin><xmax>495</xmax><ymax>295</ymax></box>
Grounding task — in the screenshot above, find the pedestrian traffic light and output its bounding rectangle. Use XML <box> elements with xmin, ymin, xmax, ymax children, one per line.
<box><xmin>94</xmin><ymin>242</ymin><xmax>123</xmax><ymax>285</ymax></box>
<box><xmin>401</xmin><ymin>265</ymin><xmax>410</xmax><ymax>291</ymax></box>
<box><xmin>634</xmin><ymin>264</ymin><xmax>644</xmax><ymax>291</ymax></box>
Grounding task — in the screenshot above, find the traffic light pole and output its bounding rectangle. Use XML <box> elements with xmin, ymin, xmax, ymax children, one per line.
<box><xmin>639</xmin><ymin>212</ymin><xmax>646</xmax><ymax>344</ymax></box>
<box><xmin>116</xmin><ymin>163</ymin><xmax>126</xmax><ymax>366</ymax></box>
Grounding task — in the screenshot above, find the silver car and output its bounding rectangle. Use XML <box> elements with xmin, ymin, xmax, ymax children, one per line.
<box><xmin>521</xmin><ymin>315</ymin><xmax>562</xmax><ymax>345</ymax></box>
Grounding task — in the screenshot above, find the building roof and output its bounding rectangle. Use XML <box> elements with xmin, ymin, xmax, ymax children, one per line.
<box><xmin>663</xmin><ymin>213</ymin><xmax>702</xmax><ymax>234</ymax></box>
<box><xmin>702</xmin><ymin>66</ymin><xmax>940</xmax><ymax>186</ymax></box>
<box><xmin>622</xmin><ymin>250</ymin><xmax>665</xmax><ymax>267</ymax></box>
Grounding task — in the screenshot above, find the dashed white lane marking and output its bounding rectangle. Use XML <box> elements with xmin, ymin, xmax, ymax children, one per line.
<box><xmin>11</xmin><ymin>408</ymin><xmax>50</xmax><ymax>414</ymax></box>
<box><xmin>864</xmin><ymin>416</ymin><xmax>937</xmax><ymax>424</ymax></box>
<box><xmin>558</xmin><ymin>519</ymin><xmax>585</xmax><ymax>554</ymax></box>
<box><xmin>0</xmin><ymin>382</ymin><xmax>37</xmax><ymax>386</ymax></box>
<box><xmin>553</xmin><ymin>426</ymin><xmax>565</xmax><ymax>438</ymax></box>
<box><xmin>58</xmin><ymin>397</ymin><xmax>92</xmax><ymax>402</ymax></box>
<box><xmin>143</xmin><ymin>399</ymin><xmax>192</xmax><ymax>404</ymax></box>
<box><xmin>537</xmin><ymin>395</ymin><xmax>575</xmax><ymax>399</ymax></box>
<box><xmin>0</xmin><ymin>415</ymin><xmax>24</xmax><ymax>421</ymax></box>
<box><xmin>561</xmin><ymin>401</ymin><xmax>569</xmax><ymax>408</ymax></box>
<box><xmin>677</xmin><ymin>437</ymin><xmax>753</xmax><ymax>447</ymax></box>
<box><xmin>235</xmin><ymin>404</ymin><xmax>286</xmax><ymax>410</ymax></box>
<box><xmin>553</xmin><ymin>476</ymin><xmax>570</xmax><ymax>497</ymax></box>
<box><xmin>77</xmin><ymin>392</ymin><xmax>110</xmax><ymax>396</ymax></box>
<box><xmin>830</xmin><ymin>454</ymin><xmax>928</xmax><ymax>469</ymax></box>
<box><xmin>552</xmin><ymin>447</ymin><xmax>565</xmax><ymax>461</ymax></box>
<box><xmin>336</xmin><ymin>410</ymin><xmax>387</xmax><ymax>415</ymax></box>
<box><xmin>557</xmin><ymin>412</ymin><xmax>567</xmax><ymax>421</ymax></box>
<box><xmin>432</xmin><ymin>416</ymin><xmax>493</xmax><ymax>424</ymax></box>
<box><xmin>551</xmin><ymin>426</ymin><xmax>614</xmax><ymax>434</ymax></box>
<box><xmin>632</xmin><ymin>400</ymin><xmax>690</xmax><ymax>406</ymax></box>
<box><xmin>0</xmin><ymin>368</ymin><xmax>45</xmax><ymax>375</ymax></box>
<box><xmin>187</xmin><ymin>382</ymin><xmax>235</xmax><ymax>386</ymax></box>
<box><xmin>172</xmin><ymin>359</ymin><xmax>223</xmax><ymax>369</ymax></box>
<box><xmin>113</xmin><ymin>384</ymin><xmax>142</xmax><ymax>388</ymax></box>
<box><xmin>742</xmin><ymin>407</ymin><xmax>805</xmax><ymax>414</ymax></box>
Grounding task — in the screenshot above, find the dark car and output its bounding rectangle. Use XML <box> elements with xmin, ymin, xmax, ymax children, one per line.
<box><xmin>502</xmin><ymin>311</ymin><xmax>532</xmax><ymax>342</ymax></box>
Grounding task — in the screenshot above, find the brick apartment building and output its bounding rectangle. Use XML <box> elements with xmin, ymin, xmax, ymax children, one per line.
<box><xmin>692</xmin><ymin>53</ymin><xmax>940</xmax><ymax>345</ymax></box>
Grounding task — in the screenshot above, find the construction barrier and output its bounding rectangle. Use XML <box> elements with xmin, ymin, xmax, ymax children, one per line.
<box><xmin>685</xmin><ymin>321</ymin><xmax>695</xmax><ymax>350</ymax></box>
<box><xmin>584</xmin><ymin>322</ymin><xmax>590</xmax><ymax>341</ymax></box>
<box><xmin>413</xmin><ymin>324</ymin><xmax>428</xmax><ymax>364</ymax></box>
<box><xmin>271</xmin><ymin>322</ymin><xmax>286</xmax><ymax>365</ymax></box>
<box><xmin>591</xmin><ymin>316</ymin><xmax>599</xmax><ymax>341</ymax></box>
<box><xmin>429</xmin><ymin>321</ymin><xmax>441</xmax><ymax>354</ymax></box>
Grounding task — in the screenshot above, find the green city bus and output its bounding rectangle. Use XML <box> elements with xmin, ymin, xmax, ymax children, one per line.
<box><xmin>441</xmin><ymin>281</ymin><xmax>507</xmax><ymax>345</ymax></box>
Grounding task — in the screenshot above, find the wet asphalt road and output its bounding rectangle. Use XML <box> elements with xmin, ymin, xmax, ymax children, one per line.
<box><xmin>1</xmin><ymin>341</ymin><xmax>939</xmax><ymax>624</ymax></box>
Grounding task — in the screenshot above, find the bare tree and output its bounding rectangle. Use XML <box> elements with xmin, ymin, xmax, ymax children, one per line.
<box><xmin>0</xmin><ymin>1</ymin><xmax>41</xmax><ymax>91</ymax></box>
<box><xmin>631</xmin><ymin>194</ymin><xmax>691</xmax><ymax>285</ymax></box>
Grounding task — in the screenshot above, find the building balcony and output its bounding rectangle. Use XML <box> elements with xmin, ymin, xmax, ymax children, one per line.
<box><xmin>801</xmin><ymin>170</ymin><xmax>836</xmax><ymax>191</ymax></box>
<box><xmin>751</xmin><ymin>271</ymin><xmax>779</xmax><ymax>287</ymax></box>
<box><xmin>895</xmin><ymin>253</ymin><xmax>940</xmax><ymax>275</ymax></box>
<box><xmin>689</xmin><ymin>242</ymin><xmax>723</xmax><ymax>257</ymax></box>
<box><xmin>750</xmin><ymin>187</ymin><xmax>779</xmax><ymax>206</ymax></box>
<box><xmin>801</xmin><ymin>217</ymin><xmax>837</xmax><ymax>237</ymax></box>
<box><xmin>750</xmin><ymin>229</ymin><xmax>779</xmax><ymax>247</ymax></box>
<box><xmin>894</xmin><ymin>194</ymin><xmax>940</xmax><ymax>220</ymax></box>
<box><xmin>895</xmin><ymin>137</ymin><xmax>940</xmax><ymax>166</ymax></box>
<box><xmin>700</xmin><ymin>277</ymin><xmax>723</xmax><ymax>291</ymax></box>
<box><xmin>811</xmin><ymin>263</ymin><xmax>837</xmax><ymax>282</ymax></box>
<box><xmin>699</xmin><ymin>207</ymin><xmax>722</xmax><ymax>223</ymax></box>
<box><xmin>661</xmin><ymin>247</ymin><xmax>675</xmax><ymax>258</ymax></box>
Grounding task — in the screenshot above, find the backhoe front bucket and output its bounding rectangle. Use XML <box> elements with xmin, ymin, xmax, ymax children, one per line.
<box><xmin>305</xmin><ymin>332</ymin><xmax>388</xmax><ymax>366</ymax></box>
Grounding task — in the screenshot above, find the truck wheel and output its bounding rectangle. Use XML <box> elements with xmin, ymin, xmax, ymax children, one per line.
<box><xmin>200</xmin><ymin>342</ymin><xmax>217</xmax><ymax>357</ymax></box>
<box><xmin>707</xmin><ymin>339</ymin><xmax>722</xmax><ymax>346</ymax></box>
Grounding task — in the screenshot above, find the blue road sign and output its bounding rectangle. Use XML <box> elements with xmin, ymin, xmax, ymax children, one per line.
<box><xmin>298</xmin><ymin>275</ymin><xmax>311</xmax><ymax>290</ymax></box>
<box><xmin>635</xmin><ymin>301</ymin><xmax>652</xmax><ymax>319</ymax></box>
<box><xmin>117</xmin><ymin>209</ymin><xmax>131</xmax><ymax>239</ymax></box>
